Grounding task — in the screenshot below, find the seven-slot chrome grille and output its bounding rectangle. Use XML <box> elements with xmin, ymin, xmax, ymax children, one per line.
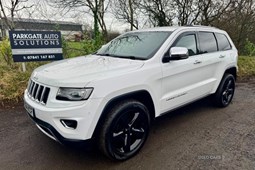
<box><xmin>27</xmin><ymin>79</ymin><xmax>50</xmax><ymax>105</ymax></box>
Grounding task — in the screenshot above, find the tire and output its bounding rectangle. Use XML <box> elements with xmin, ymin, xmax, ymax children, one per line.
<box><xmin>213</xmin><ymin>73</ymin><xmax>235</xmax><ymax>107</ymax></box>
<box><xmin>98</xmin><ymin>100</ymin><xmax>150</xmax><ymax>161</ymax></box>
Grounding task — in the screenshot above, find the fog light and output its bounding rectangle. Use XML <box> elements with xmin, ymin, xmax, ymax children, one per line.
<box><xmin>60</xmin><ymin>119</ymin><xmax>77</xmax><ymax>129</ymax></box>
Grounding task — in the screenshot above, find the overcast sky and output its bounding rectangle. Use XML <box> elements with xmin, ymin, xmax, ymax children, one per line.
<box><xmin>4</xmin><ymin>0</ymin><xmax>130</xmax><ymax>32</ymax></box>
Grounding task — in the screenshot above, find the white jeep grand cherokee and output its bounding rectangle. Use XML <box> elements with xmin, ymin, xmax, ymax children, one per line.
<box><xmin>24</xmin><ymin>26</ymin><xmax>238</xmax><ymax>160</ymax></box>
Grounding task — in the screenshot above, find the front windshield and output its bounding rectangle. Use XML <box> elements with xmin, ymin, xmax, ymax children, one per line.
<box><xmin>96</xmin><ymin>31</ymin><xmax>172</xmax><ymax>60</ymax></box>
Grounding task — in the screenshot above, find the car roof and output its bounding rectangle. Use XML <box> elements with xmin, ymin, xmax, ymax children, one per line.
<box><xmin>130</xmin><ymin>25</ymin><xmax>223</xmax><ymax>33</ymax></box>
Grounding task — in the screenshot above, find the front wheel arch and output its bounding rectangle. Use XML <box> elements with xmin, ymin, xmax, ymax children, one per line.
<box><xmin>92</xmin><ymin>90</ymin><xmax>155</xmax><ymax>138</ymax></box>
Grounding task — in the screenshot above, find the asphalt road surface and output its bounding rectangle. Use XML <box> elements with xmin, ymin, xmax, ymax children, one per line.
<box><xmin>1</xmin><ymin>80</ymin><xmax>255</xmax><ymax>170</ymax></box>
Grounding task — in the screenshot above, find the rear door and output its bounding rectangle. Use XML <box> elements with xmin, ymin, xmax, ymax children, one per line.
<box><xmin>197</xmin><ymin>32</ymin><xmax>231</xmax><ymax>92</ymax></box>
<box><xmin>213</xmin><ymin>33</ymin><xmax>234</xmax><ymax>88</ymax></box>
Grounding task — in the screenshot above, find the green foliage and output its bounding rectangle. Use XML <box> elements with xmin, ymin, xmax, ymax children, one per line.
<box><xmin>244</xmin><ymin>39</ymin><xmax>255</xmax><ymax>57</ymax></box>
<box><xmin>63</xmin><ymin>35</ymin><xmax>105</xmax><ymax>58</ymax></box>
<box><xmin>238</xmin><ymin>56</ymin><xmax>255</xmax><ymax>78</ymax></box>
<box><xmin>0</xmin><ymin>65</ymin><xmax>30</xmax><ymax>103</ymax></box>
<box><xmin>82</xmin><ymin>38</ymin><xmax>104</xmax><ymax>54</ymax></box>
<box><xmin>0</xmin><ymin>39</ymin><xmax>12</xmax><ymax>67</ymax></box>
<box><xmin>61</xmin><ymin>37</ymin><xmax>69</xmax><ymax>58</ymax></box>
<box><xmin>0</xmin><ymin>39</ymin><xmax>49</xmax><ymax>104</ymax></box>
<box><xmin>62</xmin><ymin>40</ymin><xmax>90</xmax><ymax>58</ymax></box>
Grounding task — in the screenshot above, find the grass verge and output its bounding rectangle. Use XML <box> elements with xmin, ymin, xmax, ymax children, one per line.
<box><xmin>237</xmin><ymin>56</ymin><xmax>255</xmax><ymax>79</ymax></box>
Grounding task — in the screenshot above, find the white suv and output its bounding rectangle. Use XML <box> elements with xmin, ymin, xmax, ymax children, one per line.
<box><xmin>24</xmin><ymin>26</ymin><xmax>238</xmax><ymax>160</ymax></box>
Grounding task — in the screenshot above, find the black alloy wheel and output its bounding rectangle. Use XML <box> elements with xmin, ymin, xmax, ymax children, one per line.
<box><xmin>221</xmin><ymin>77</ymin><xmax>235</xmax><ymax>106</ymax></box>
<box><xmin>213</xmin><ymin>73</ymin><xmax>235</xmax><ymax>107</ymax></box>
<box><xmin>99</xmin><ymin>100</ymin><xmax>150</xmax><ymax>160</ymax></box>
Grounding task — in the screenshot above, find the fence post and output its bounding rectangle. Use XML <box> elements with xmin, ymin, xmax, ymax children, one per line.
<box><xmin>22</xmin><ymin>62</ymin><xmax>26</xmax><ymax>72</ymax></box>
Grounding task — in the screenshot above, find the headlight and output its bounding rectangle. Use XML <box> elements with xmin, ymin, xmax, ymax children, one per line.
<box><xmin>56</xmin><ymin>87</ymin><xmax>93</xmax><ymax>101</ymax></box>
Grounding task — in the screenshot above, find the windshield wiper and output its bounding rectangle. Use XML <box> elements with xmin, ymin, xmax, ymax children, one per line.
<box><xmin>95</xmin><ymin>53</ymin><xmax>145</xmax><ymax>60</ymax></box>
<box><xmin>114</xmin><ymin>55</ymin><xmax>146</xmax><ymax>60</ymax></box>
<box><xmin>95</xmin><ymin>53</ymin><xmax>111</xmax><ymax>56</ymax></box>
<box><xmin>107</xmin><ymin>54</ymin><xmax>145</xmax><ymax>60</ymax></box>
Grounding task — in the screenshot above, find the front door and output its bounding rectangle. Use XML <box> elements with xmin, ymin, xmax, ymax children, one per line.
<box><xmin>160</xmin><ymin>32</ymin><xmax>211</xmax><ymax>113</ymax></box>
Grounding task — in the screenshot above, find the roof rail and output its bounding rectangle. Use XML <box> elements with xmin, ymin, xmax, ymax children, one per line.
<box><xmin>183</xmin><ymin>25</ymin><xmax>219</xmax><ymax>29</ymax></box>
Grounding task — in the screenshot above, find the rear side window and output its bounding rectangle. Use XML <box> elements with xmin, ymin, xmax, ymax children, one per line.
<box><xmin>215</xmin><ymin>33</ymin><xmax>231</xmax><ymax>51</ymax></box>
<box><xmin>198</xmin><ymin>32</ymin><xmax>217</xmax><ymax>53</ymax></box>
<box><xmin>174</xmin><ymin>34</ymin><xmax>197</xmax><ymax>56</ymax></box>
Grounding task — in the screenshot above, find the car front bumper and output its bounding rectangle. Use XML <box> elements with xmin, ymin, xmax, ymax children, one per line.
<box><xmin>24</xmin><ymin>89</ymin><xmax>104</xmax><ymax>142</ymax></box>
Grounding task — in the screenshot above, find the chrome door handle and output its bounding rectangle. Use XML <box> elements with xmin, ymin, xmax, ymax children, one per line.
<box><xmin>219</xmin><ymin>55</ymin><xmax>226</xmax><ymax>58</ymax></box>
<box><xmin>194</xmin><ymin>60</ymin><xmax>202</xmax><ymax>64</ymax></box>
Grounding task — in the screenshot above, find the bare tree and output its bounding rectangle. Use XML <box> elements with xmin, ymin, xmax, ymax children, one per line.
<box><xmin>22</xmin><ymin>0</ymin><xmax>60</xmax><ymax>21</ymax></box>
<box><xmin>234</xmin><ymin>0</ymin><xmax>255</xmax><ymax>49</ymax></box>
<box><xmin>197</xmin><ymin>0</ymin><xmax>233</xmax><ymax>26</ymax></box>
<box><xmin>50</xmin><ymin>0</ymin><xmax>109</xmax><ymax>39</ymax></box>
<box><xmin>213</xmin><ymin>0</ymin><xmax>255</xmax><ymax>51</ymax></box>
<box><xmin>139</xmin><ymin>0</ymin><xmax>174</xmax><ymax>26</ymax></box>
<box><xmin>111</xmin><ymin>0</ymin><xmax>140</xmax><ymax>30</ymax></box>
<box><xmin>0</xmin><ymin>0</ymin><xmax>33</xmax><ymax>30</ymax></box>
<box><xmin>174</xmin><ymin>0</ymin><xmax>200</xmax><ymax>25</ymax></box>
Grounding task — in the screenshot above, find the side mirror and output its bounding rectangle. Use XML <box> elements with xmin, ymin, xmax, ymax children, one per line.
<box><xmin>169</xmin><ymin>47</ymin><xmax>189</xmax><ymax>60</ymax></box>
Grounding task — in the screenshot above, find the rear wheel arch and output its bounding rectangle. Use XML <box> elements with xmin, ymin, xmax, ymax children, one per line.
<box><xmin>224</xmin><ymin>67</ymin><xmax>237</xmax><ymax>80</ymax></box>
<box><xmin>92</xmin><ymin>90</ymin><xmax>155</xmax><ymax>138</ymax></box>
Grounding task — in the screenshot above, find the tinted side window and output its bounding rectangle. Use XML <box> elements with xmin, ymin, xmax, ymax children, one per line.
<box><xmin>198</xmin><ymin>32</ymin><xmax>217</xmax><ymax>53</ymax></box>
<box><xmin>215</xmin><ymin>33</ymin><xmax>231</xmax><ymax>51</ymax></box>
<box><xmin>174</xmin><ymin>34</ymin><xmax>197</xmax><ymax>56</ymax></box>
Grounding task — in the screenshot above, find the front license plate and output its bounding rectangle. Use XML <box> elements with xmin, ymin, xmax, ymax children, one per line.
<box><xmin>24</xmin><ymin>102</ymin><xmax>34</xmax><ymax>117</ymax></box>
